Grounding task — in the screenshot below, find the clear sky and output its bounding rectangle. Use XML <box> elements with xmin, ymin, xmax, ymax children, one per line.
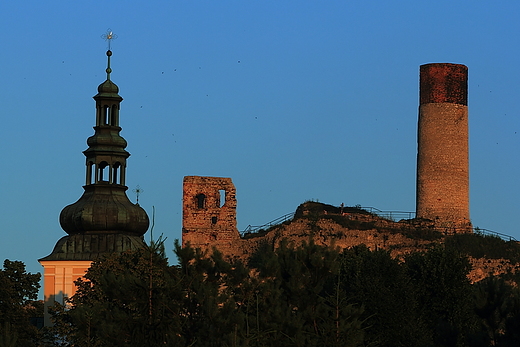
<box><xmin>0</xmin><ymin>1</ymin><xmax>519</xmax><ymax>285</ymax></box>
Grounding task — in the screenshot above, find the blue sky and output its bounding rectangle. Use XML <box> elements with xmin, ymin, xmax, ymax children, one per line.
<box><xmin>0</xmin><ymin>1</ymin><xmax>519</xmax><ymax>284</ymax></box>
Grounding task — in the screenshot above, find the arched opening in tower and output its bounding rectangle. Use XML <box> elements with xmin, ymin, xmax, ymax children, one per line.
<box><xmin>196</xmin><ymin>194</ymin><xmax>206</xmax><ymax>209</ymax></box>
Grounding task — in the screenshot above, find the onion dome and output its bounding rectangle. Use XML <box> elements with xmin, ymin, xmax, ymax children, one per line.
<box><xmin>98</xmin><ymin>79</ymin><xmax>119</xmax><ymax>95</ymax></box>
<box><xmin>60</xmin><ymin>185</ymin><xmax>149</xmax><ymax>236</ymax></box>
<box><xmin>95</xmin><ymin>50</ymin><xmax>122</xmax><ymax>99</ymax></box>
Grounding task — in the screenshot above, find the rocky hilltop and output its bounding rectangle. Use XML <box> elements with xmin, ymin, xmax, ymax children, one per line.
<box><xmin>242</xmin><ymin>201</ymin><xmax>520</xmax><ymax>283</ymax></box>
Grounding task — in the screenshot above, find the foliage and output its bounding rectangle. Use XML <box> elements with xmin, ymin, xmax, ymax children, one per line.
<box><xmin>321</xmin><ymin>214</ymin><xmax>376</xmax><ymax>231</ymax></box>
<box><xmin>49</xmin><ymin>244</ymin><xmax>185</xmax><ymax>346</ymax></box>
<box><xmin>398</xmin><ymin>226</ymin><xmax>444</xmax><ymax>241</ymax></box>
<box><xmin>0</xmin><ymin>260</ymin><xmax>41</xmax><ymax>346</ymax></box>
<box><xmin>295</xmin><ymin>201</ymin><xmax>371</xmax><ymax>218</ymax></box>
<box><xmin>405</xmin><ymin>246</ymin><xmax>478</xmax><ymax>347</ymax></box>
<box><xmin>0</xmin><ymin>322</ymin><xmax>18</xmax><ymax>347</ymax></box>
<box><xmin>340</xmin><ymin>246</ymin><xmax>429</xmax><ymax>346</ymax></box>
<box><xmin>474</xmin><ymin>276</ymin><xmax>514</xmax><ymax>345</ymax></box>
<box><xmin>43</xmin><ymin>240</ymin><xmax>520</xmax><ymax>346</ymax></box>
<box><xmin>250</xmin><ymin>240</ymin><xmax>367</xmax><ymax>347</ymax></box>
<box><xmin>445</xmin><ymin>233</ymin><xmax>520</xmax><ymax>263</ymax></box>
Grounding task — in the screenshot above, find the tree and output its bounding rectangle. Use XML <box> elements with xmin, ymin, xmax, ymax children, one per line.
<box><xmin>50</xmin><ymin>244</ymin><xmax>185</xmax><ymax>347</ymax></box>
<box><xmin>175</xmin><ymin>241</ymin><xmax>241</xmax><ymax>347</ymax></box>
<box><xmin>500</xmin><ymin>285</ymin><xmax>520</xmax><ymax>347</ymax></box>
<box><xmin>250</xmin><ymin>240</ymin><xmax>367</xmax><ymax>347</ymax></box>
<box><xmin>0</xmin><ymin>259</ymin><xmax>41</xmax><ymax>346</ymax></box>
<box><xmin>405</xmin><ymin>245</ymin><xmax>478</xmax><ymax>347</ymax></box>
<box><xmin>473</xmin><ymin>276</ymin><xmax>514</xmax><ymax>345</ymax></box>
<box><xmin>339</xmin><ymin>245</ymin><xmax>429</xmax><ymax>347</ymax></box>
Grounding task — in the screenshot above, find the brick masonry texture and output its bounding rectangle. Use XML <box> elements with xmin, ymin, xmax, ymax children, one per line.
<box><xmin>182</xmin><ymin>176</ymin><xmax>240</xmax><ymax>254</ymax></box>
<box><xmin>416</xmin><ymin>63</ymin><xmax>470</xmax><ymax>230</ymax></box>
<box><xmin>420</xmin><ymin>63</ymin><xmax>468</xmax><ymax>105</ymax></box>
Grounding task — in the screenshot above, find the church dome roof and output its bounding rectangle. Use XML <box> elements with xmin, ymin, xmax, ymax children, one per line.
<box><xmin>97</xmin><ymin>79</ymin><xmax>119</xmax><ymax>94</ymax></box>
<box><xmin>59</xmin><ymin>185</ymin><xmax>149</xmax><ymax>236</ymax></box>
<box><xmin>94</xmin><ymin>50</ymin><xmax>122</xmax><ymax>99</ymax></box>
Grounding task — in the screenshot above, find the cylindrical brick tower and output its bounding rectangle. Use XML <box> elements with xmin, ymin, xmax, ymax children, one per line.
<box><xmin>416</xmin><ymin>63</ymin><xmax>471</xmax><ymax>232</ymax></box>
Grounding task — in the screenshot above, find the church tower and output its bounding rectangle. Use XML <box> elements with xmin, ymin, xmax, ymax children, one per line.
<box><xmin>39</xmin><ymin>46</ymin><xmax>149</xmax><ymax>325</ymax></box>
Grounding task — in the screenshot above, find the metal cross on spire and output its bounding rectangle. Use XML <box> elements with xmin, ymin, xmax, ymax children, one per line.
<box><xmin>133</xmin><ymin>185</ymin><xmax>143</xmax><ymax>204</ymax></box>
<box><xmin>101</xmin><ymin>29</ymin><xmax>118</xmax><ymax>50</ymax></box>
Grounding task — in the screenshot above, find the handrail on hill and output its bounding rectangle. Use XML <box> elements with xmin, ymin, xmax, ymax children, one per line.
<box><xmin>241</xmin><ymin>207</ymin><xmax>518</xmax><ymax>242</ymax></box>
<box><xmin>241</xmin><ymin>212</ymin><xmax>294</xmax><ymax>235</ymax></box>
<box><xmin>360</xmin><ymin>207</ymin><xmax>416</xmax><ymax>221</ymax></box>
<box><xmin>474</xmin><ymin>228</ymin><xmax>518</xmax><ymax>242</ymax></box>
<box><xmin>362</xmin><ymin>207</ymin><xmax>517</xmax><ymax>241</ymax></box>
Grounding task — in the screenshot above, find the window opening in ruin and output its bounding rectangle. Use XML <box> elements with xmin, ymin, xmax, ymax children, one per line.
<box><xmin>211</xmin><ymin>216</ymin><xmax>218</xmax><ymax>224</ymax></box>
<box><xmin>211</xmin><ymin>233</ymin><xmax>217</xmax><ymax>240</ymax></box>
<box><xmin>196</xmin><ymin>194</ymin><xmax>206</xmax><ymax>209</ymax></box>
<box><xmin>219</xmin><ymin>190</ymin><xmax>226</xmax><ymax>208</ymax></box>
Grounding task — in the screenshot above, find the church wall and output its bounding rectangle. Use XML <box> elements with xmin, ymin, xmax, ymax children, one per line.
<box><xmin>40</xmin><ymin>260</ymin><xmax>92</xmax><ymax>326</ymax></box>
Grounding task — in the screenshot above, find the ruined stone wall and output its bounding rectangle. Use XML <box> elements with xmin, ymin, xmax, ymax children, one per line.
<box><xmin>182</xmin><ymin>186</ymin><xmax>517</xmax><ymax>283</ymax></box>
<box><xmin>182</xmin><ymin>176</ymin><xmax>241</xmax><ymax>254</ymax></box>
<box><xmin>416</xmin><ymin>63</ymin><xmax>471</xmax><ymax>231</ymax></box>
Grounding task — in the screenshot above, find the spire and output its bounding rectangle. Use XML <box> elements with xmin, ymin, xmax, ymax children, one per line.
<box><xmin>102</xmin><ymin>29</ymin><xmax>115</xmax><ymax>81</ymax></box>
<box><xmin>58</xmin><ymin>40</ymin><xmax>149</xmax><ymax>236</ymax></box>
<box><xmin>96</xmin><ymin>50</ymin><xmax>120</xmax><ymax>98</ymax></box>
<box><xmin>106</xmin><ymin>49</ymin><xmax>112</xmax><ymax>80</ymax></box>
<box><xmin>97</xmin><ymin>30</ymin><xmax>119</xmax><ymax>97</ymax></box>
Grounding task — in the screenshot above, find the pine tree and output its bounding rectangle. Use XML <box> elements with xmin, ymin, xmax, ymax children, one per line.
<box><xmin>0</xmin><ymin>260</ymin><xmax>41</xmax><ymax>346</ymax></box>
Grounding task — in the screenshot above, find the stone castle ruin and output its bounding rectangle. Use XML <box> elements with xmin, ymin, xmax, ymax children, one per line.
<box><xmin>416</xmin><ymin>63</ymin><xmax>471</xmax><ymax>230</ymax></box>
<box><xmin>182</xmin><ymin>63</ymin><xmax>473</xmax><ymax>257</ymax></box>
<box><xmin>182</xmin><ymin>176</ymin><xmax>240</xmax><ymax>254</ymax></box>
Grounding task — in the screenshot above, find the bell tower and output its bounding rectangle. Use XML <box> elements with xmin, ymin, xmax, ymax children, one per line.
<box><xmin>85</xmin><ymin>48</ymin><xmax>127</xmax><ymax>189</ymax></box>
<box><xmin>39</xmin><ymin>43</ymin><xmax>149</xmax><ymax>325</ymax></box>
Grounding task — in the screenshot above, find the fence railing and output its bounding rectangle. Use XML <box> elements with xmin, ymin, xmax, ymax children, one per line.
<box><xmin>241</xmin><ymin>212</ymin><xmax>295</xmax><ymax>235</ymax></box>
<box><xmin>363</xmin><ymin>207</ymin><xmax>517</xmax><ymax>241</ymax></box>
<box><xmin>474</xmin><ymin>228</ymin><xmax>517</xmax><ymax>242</ymax></box>
<box><xmin>241</xmin><ymin>207</ymin><xmax>518</xmax><ymax>242</ymax></box>
<box><xmin>359</xmin><ymin>207</ymin><xmax>416</xmax><ymax>221</ymax></box>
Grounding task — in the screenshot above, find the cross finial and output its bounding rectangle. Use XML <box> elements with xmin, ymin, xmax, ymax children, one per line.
<box><xmin>101</xmin><ymin>28</ymin><xmax>118</xmax><ymax>50</ymax></box>
<box><xmin>133</xmin><ymin>185</ymin><xmax>143</xmax><ymax>205</ymax></box>
<box><xmin>101</xmin><ymin>29</ymin><xmax>117</xmax><ymax>79</ymax></box>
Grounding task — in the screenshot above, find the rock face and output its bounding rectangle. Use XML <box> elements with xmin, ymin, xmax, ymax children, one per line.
<box><xmin>468</xmin><ymin>258</ymin><xmax>519</xmax><ymax>283</ymax></box>
<box><xmin>182</xmin><ymin>192</ymin><xmax>518</xmax><ymax>282</ymax></box>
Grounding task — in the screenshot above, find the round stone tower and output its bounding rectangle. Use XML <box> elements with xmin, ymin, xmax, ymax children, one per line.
<box><xmin>416</xmin><ymin>63</ymin><xmax>471</xmax><ymax>232</ymax></box>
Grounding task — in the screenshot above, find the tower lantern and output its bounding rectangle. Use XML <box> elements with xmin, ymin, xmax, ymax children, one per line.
<box><xmin>39</xmin><ymin>43</ymin><xmax>149</xmax><ymax>325</ymax></box>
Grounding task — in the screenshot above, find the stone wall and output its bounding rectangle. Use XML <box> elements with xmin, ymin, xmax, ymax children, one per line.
<box><xmin>182</xmin><ymin>189</ymin><xmax>517</xmax><ymax>283</ymax></box>
<box><xmin>416</xmin><ymin>63</ymin><xmax>471</xmax><ymax>231</ymax></box>
<box><xmin>182</xmin><ymin>176</ymin><xmax>241</xmax><ymax>254</ymax></box>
